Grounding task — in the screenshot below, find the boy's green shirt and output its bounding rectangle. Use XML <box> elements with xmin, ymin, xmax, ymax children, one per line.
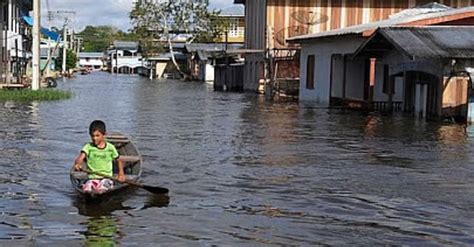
<box><xmin>81</xmin><ymin>142</ymin><xmax>119</xmax><ymax>179</ymax></box>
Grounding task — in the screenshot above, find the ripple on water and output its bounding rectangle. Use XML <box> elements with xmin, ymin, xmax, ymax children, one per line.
<box><xmin>1</xmin><ymin>73</ymin><xmax>474</xmax><ymax>245</ymax></box>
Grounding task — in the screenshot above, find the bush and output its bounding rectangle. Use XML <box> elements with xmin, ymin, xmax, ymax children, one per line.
<box><xmin>0</xmin><ymin>89</ymin><xmax>72</xmax><ymax>102</ymax></box>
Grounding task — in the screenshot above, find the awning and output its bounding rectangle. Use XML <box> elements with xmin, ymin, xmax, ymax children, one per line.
<box><xmin>22</xmin><ymin>16</ymin><xmax>61</xmax><ymax>41</ymax></box>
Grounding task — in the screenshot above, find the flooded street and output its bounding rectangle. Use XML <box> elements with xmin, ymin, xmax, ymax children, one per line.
<box><xmin>2</xmin><ymin>72</ymin><xmax>474</xmax><ymax>245</ymax></box>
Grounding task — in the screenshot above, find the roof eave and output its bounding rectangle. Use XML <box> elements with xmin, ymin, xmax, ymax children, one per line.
<box><xmin>288</xmin><ymin>32</ymin><xmax>361</xmax><ymax>44</ymax></box>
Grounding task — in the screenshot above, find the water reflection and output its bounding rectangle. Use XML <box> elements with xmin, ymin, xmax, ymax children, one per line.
<box><xmin>140</xmin><ymin>194</ymin><xmax>171</xmax><ymax>210</ymax></box>
<box><xmin>72</xmin><ymin>192</ymin><xmax>170</xmax><ymax>217</ymax></box>
<box><xmin>83</xmin><ymin>216</ymin><xmax>121</xmax><ymax>247</ymax></box>
<box><xmin>72</xmin><ymin>196</ymin><xmax>134</xmax><ymax>217</ymax></box>
<box><xmin>73</xmin><ymin>192</ymin><xmax>170</xmax><ymax>246</ymax></box>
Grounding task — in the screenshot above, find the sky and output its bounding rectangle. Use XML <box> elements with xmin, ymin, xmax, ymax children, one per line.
<box><xmin>40</xmin><ymin>0</ymin><xmax>236</xmax><ymax>32</ymax></box>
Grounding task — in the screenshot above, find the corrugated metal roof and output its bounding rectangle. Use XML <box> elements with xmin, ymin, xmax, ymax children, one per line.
<box><xmin>357</xmin><ymin>26</ymin><xmax>474</xmax><ymax>59</ymax></box>
<box><xmin>388</xmin><ymin>2</ymin><xmax>452</xmax><ymax>19</ymax></box>
<box><xmin>148</xmin><ymin>52</ymin><xmax>187</xmax><ymax>61</ymax></box>
<box><xmin>288</xmin><ymin>5</ymin><xmax>474</xmax><ymax>42</ymax></box>
<box><xmin>185</xmin><ymin>43</ymin><xmax>244</xmax><ymax>52</ymax></box>
<box><xmin>78</xmin><ymin>52</ymin><xmax>104</xmax><ymax>58</ymax></box>
<box><xmin>220</xmin><ymin>6</ymin><xmax>244</xmax><ymax>17</ymax></box>
<box><xmin>113</xmin><ymin>41</ymin><xmax>139</xmax><ymax>50</ymax></box>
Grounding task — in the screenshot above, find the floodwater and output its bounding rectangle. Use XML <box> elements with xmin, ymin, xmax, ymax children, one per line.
<box><xmin>1</xmin><ymin>72</ymin><xmax>474</xmax><ymax>246</ymax></box>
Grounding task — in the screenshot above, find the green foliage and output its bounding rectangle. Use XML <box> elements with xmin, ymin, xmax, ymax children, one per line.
<box><xmin>0</xmin><ymin>89</ymin><xmax>72</xmax><ymax>102</ymax></box>
<box><xmin>56</xmin><ymin>49</ymin><xmax>77</xmax><ymax>70</ymax></box>
<box><xmin>194</xmin><ymin>17</ymin><xmax>230</xmax><ymax>43</ymax></box>
<box><xmin>130</xmin><ymin>0</ymin><xmax>223</xmax><ymax>52</ymax></box>
<box><xmin>77</xmin><ymin>25</ymin><xmax>139</xmax><ymax>52</ymax></box>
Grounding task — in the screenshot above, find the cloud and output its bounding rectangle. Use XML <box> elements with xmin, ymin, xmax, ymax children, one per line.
<box><xmin>40</xmin><ymin>0</ymin><xmax>236</xmax><ymax>32</ymax></box>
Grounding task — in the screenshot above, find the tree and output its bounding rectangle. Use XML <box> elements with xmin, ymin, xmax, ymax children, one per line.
<box><xmin>77</xmin><ymin>25</ymin><xmax>139</xmax><ymax>52</ymax></box>
<box><xmin>130</xmin><ymin>0</ymin><xmax>221</xmax><ymax>78</ymax></box>
<box><xmin>56</xmin><ymin>49</ymin><xmax>77</xmax><ymax>71</ymax></box>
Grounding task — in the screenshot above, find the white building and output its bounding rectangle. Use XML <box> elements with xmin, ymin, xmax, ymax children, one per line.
<box><xmin>107</xmin><ymin>41</ymin><xmax>145</xmax><ymax>74</ymax></box>
<box><xmin>78</xmin><ymin>52</ymin><xmax>104</xmax><ymax>70</ymax></box>
<box><xmin>0</xmin><ymin>0</ymin><xmax>33</xmax><ymax>83</ymax></box>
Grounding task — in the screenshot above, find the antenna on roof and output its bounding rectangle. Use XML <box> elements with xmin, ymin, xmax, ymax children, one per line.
<box><xmin>291</xmin><ymin>10</ymin><xmax>329</xmax><ymax>26</ymax></box>
<box><xmin>273</xmin><ymin>11</ymin><xmax>328</xmax><ymax>47</ymax></box>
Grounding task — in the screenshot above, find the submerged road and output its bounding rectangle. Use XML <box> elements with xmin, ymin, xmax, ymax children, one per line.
<box><xmin>1</xmin><ymin>72</ymin><xmax>474</xmax><ymax>245</ymax></box>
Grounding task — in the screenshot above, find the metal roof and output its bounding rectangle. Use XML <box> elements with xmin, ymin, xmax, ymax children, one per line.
<box><xmin>355</xmin><ymin>26</ymin><xmax>474</xmax><ymax>59</ymax></box>
<box><xmin>219</xmin><ymin>6</ymin><xmax>244</xmax><ymax>17</ymax></box>
<box><xmin>288</xmin><ymin>5</ymin><xmax>474</xmax><ymax>42</ymax></box>
<box><xmin>185</xmin><ymin>43</ymin><xmax>244</xmax><ymax>52</ymax></box>
<box><xmin>78</xmin><ymin>52</ymin><xmax>104</xmax><ymax>58</ymax></box>
<box><xmin>147</xmin><ymin>52</ymin><xmax>187</xmax><ymax>61</ymax></box>
<box><xmin>113</xmin><ymin>41</ymin><xmax>139</xmax><ymax>50</ymax></box>
<box><xmin>388</xmin><ymin>2</ymin><xmax>451</xmax><ymax>19</ymax></box>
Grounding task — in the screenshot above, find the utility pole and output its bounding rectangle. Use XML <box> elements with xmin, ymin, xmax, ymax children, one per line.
<box><xmin>45</xmin><ymin>11</ymin><xmax>53</xmax><ymax>77</ymax></box>
<box><xmin>116</xmin><ymin>48</ymin><xmax>118</xmax><ymax>75</ymax></box>
<box><xmin>47</xmin><ymin>10</ymin><xmax>76</xmax><ymax>76</ymax></box>
<box><xmin>62</xmin><ymin>25</ymin><xmax>68</xmax><ymax>74</ymax></box>
<box><xmin>32</xmin><ymin>0</ymin><xmax>40</xmax><ymax>90</ymax></box>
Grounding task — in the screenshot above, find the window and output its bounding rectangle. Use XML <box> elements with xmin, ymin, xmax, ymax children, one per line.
<box><xmin>228</xmin><ymin>19</ymin><xmax>238</xmax><ymax>37</ymax></box>
<box><xmin>306</xmin><ymin>55</ymin><xmax>315</xmax><ymax>89</ymax></box>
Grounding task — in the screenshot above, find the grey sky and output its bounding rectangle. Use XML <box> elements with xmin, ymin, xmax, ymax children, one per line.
<box><xmin>40</xmin><ymin>0</ymin><xmax>236</xmax><ymax>32</ymax></box>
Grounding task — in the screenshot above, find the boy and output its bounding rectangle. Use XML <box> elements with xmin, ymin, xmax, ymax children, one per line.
<box><xmin>74</xmin><ymin>120</ymin><xmax>126</xmax><ymax>193</ymax></box>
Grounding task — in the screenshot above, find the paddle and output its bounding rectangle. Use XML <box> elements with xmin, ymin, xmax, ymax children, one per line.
<box><xmin>82</xmin><ymin>168</ymin><xmax>169</xmax><ymax>194</ymax></box>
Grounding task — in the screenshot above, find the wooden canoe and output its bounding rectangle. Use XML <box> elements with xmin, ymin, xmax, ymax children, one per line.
<box><xmin>70</xmin><ymin>133</ymin><xmax>143</xmax><ymax>201</ymax></box>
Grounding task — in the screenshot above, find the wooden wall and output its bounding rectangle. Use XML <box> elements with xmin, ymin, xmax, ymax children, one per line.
<box><xmin>265</xmin><ymin>0</ymin><xmax>473</xmax><ymax>48</ymax></box>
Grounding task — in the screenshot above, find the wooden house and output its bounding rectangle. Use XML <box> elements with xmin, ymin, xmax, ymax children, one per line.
<box><xmin>234</xmin><ymin>0</ymin><xmax>473</xmax><ymax>94</ymax></box>
<box><xmin>288</xmin><ymin>4</ymin><xmax>474</xmax><ymax>122</ymax></box>
<box><xmin>217</xmin><ymin>6</ymin><xmax>245</xmax><ymax>44</ymax></box>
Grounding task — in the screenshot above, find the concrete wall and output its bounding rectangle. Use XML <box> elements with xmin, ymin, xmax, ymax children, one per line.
<box><xmin>3</xmin><ymin>0</ymin><xmax>31</xmax><ymax>82</ymax></box>
<box><xmin>205</xmin><ymin>63</ymin><xmax>214</xmax><ymax>82</ymax></box>
<box><xmin>79</xmin><ymin>58</ymin><xmax>104</xmax><ymax>68</ymax></box>
<box><xmin>0</xmin><ymin>2</ymin><xmax>5</xmax><ymax>83</ymax></box>
<box><xmin>113</xmin><ymin>56</ymin><xmax>144</xmax><ymax>69</ymax></box>
<box><xmin>299</xmin><ymin>35</ymin><xmax>365</xmax><ymax>105</ymax></box>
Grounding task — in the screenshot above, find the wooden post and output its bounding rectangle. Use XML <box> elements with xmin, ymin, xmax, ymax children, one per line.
<box><xmin>342</xmin><ymin>55</ymin><xmax>347</xmax><ymax>100</ymax></box>
<box><xmin>388</xmin><ymin>76</ymin><xmax>394</xmax><ymax>112</ymax></box>
<box><xmin>368</xmin><ymin>58</ymin><xmax>376</xmax><ymax>107</ymax></box>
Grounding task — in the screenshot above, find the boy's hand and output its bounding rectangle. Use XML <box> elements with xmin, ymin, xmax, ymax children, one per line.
<box><xmin>117</xmin><ymin>173</ymin><xmax>126</xmax><ymax>183</ymax></box>
<box><xmin>74</xmin><ymin>163</ymin><xmax>82</xmax><ymax>171</ymax></box>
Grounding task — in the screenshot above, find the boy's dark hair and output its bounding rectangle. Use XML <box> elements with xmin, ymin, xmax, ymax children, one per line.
<box><xmin>89</xmin><ymin>120</ymin><xmax>106</xmax><ymax>135</ymax></box>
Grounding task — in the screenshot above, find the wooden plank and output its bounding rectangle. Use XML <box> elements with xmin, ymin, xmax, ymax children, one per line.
<box><xmin>356</xmin><ymin>0</ymin><xmax>364</xmax><ymax>25</ymax></box>
<box><xmin>109</xmin><ymin>138</ymin><xmax>130</xmax><ymax>143</ymax></box>
<box><xmin>119</xmin><ymin>155</ymin><xmax>140</xmax><ymax>163</ymax></box>
<box><xmin>321</xmin><ymin>0</ymin><xmax>329</xmax><ymax>31</ymax></box>
<box><xmin>107</xmin><ymin>133</ymin><xmax>128</xmax><ymax>139</ymax></box>
<box><xmin>370</xmin><ymin>0</ymin><xmax>382</xmax><ymax>22</ymax></box>
<box><xmin>0</xmin><ymin>84</ymin><xmax>26</xmax><ymax>89</ymax></box>
<box><xmin>382</xmin><ymin>0</ymin><xmax>394</xmax><ymax>20</ymax></box>
<box><xmin>331</xmin><ymin>0</ymin><xmax>342</xmax><ymax>30</ymax></box>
